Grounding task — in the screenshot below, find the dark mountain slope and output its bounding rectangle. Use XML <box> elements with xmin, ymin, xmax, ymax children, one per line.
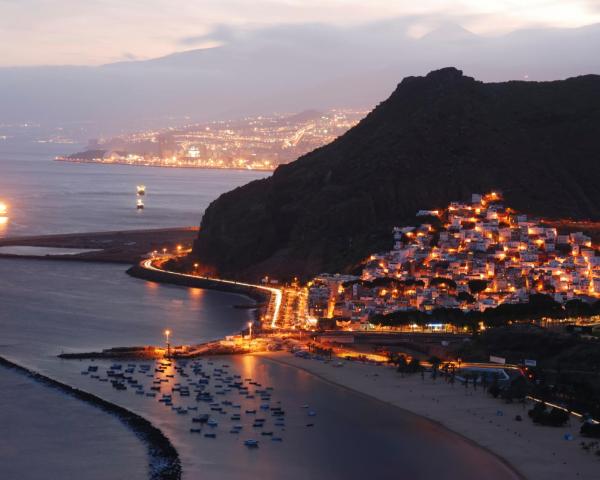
<box><xmin>194</xmin><ymin>68</ymin><xmax>600</xmax><ymax>280</ymax></box>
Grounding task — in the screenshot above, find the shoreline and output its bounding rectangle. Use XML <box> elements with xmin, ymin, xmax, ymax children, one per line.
<box><xmin>0</xmin><ymin>227</ymin><xmax>198</xmax><ymax>263</ymax></box>
<box><xmin>126</xmin><ymin>262</ymin><xmax>272</xmax><ymax>309</ymax></box>
<box><xmin>0</xmin><ymin>355</ymin><xmax>182</xmax><ymax>480</ymax></box>
<box><xmin>7</xmin><ymin>249</ymin><xmax>597</xmax><ymax>478</ymax></box>
<box><xmin>260</xmin><ymin>351</ymin><xmax>600</xmax><ymax>480</ymax></box>
<box><xmin>259</xmin><ymin>352</ymin><xmax>523</xmax><ymax>480</ymax></box>
<box><xmin>54</xmin><ymin>158</ymin><xmax>276</xmax><ymax>173</ymax></box>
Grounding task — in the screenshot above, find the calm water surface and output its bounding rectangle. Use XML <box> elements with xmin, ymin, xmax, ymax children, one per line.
<box><xmin>0</xmin><ymin>147</ymin><xmax>268</xmax><ymax>237</ymax></box>
<box><xmin>0</xmin><ymin>151</ymin><xmax>517</xmax><ymax>479</ymax></box>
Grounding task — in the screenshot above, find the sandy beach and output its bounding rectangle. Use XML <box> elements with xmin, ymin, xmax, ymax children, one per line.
<box><xmin>261</xmin><ymin>352</ymin><xmax>600</xmax><ymax>480</ymax></box>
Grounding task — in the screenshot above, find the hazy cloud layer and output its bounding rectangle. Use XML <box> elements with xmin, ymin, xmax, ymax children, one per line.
<box><xmin>1</xmin><ymin>16</ymin><xmax>599</xmax><ymax>137</ymax></box>
<box><xmin>1</xmin><ymin>0</ymin><xmax>600</xmax><ymax>65</ymax></box>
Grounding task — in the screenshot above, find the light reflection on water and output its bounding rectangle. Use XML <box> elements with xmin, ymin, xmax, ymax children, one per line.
<box><xmin>0</xmin><ymin>150</ymin><xmax>518</xmax><ymax>480</ymax></box>
<box><xmin>38</xmin><ymin>354</ymin><xmax>517</xmax><ymax>480</ymax></box>
<box><xmin>0</xmin><ymin>259</ymin><xmax>253</xmax><ymax>365</ymax></box>
<box><xmin>0</xmin><ymin>151</ymin><xmax>269</xmax><ymax>238</ymax></box>
<box><xmin>0</xmin><ymin>258</ymin><xmax>518</xmax><ymax>480</ymax></box>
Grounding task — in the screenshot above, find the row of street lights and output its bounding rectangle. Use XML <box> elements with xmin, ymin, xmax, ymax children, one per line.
<box><xmin>151</xmin><ymin>245</ymin><xmax>186</xmax><ymax>258</ymax></box>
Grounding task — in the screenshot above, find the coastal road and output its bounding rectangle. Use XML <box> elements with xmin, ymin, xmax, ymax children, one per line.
<box><xmin>141</xmin><ymin>258</ymin><xmax>282</xmax><ymax>327</ymax></box>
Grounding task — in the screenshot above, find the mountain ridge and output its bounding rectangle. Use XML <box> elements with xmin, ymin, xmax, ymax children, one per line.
<box><xmin>193</xmin><ymin>67</ymin><xmax>600</xmax><ymax>281</ymax></box>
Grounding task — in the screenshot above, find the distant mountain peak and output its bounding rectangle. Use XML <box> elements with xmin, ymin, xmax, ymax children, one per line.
<box><xmin>419</xmin><ymin>23</ymin><xmax>477</xmax><ymax>41</ymax></box>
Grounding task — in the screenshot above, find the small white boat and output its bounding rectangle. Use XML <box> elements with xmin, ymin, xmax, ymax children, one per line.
<box><xmin>136</xmin><ymin>185</ymin><xmax>146</xmax><ymax>196</ymax></box>
<box><xmin>136</xmin><ymin>199</ymin><xmax>144</xmax><ymax>209</ymax></box>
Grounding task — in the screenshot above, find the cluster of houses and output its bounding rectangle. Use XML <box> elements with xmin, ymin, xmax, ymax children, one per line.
<box><xmin>306</xmin><ymin>192</ymin><xmax>600</xmax><ymax>325</ymax></box>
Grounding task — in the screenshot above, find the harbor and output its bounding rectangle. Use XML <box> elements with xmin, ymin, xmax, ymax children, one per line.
<box><xmin>0</xmin><ymin>257</ymin><xmax>523</xmax><ymax>480</ymax></box>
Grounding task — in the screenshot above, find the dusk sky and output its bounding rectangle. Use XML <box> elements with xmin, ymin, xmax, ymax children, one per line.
<box><xmin>2</xmin><ymin>0</ymin><xmax>600</xmax><ymax>66</ymax></box>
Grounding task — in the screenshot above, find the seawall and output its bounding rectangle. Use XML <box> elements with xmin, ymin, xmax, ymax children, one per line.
<box><xmin>0</xmin><ymin>356</ymin><xmax>182</xmax><ymax>480</ymax></box>
<box><xmin>126</xmin><ymin>264</ymin><xmax>270</xmax><ymax>305</ymax></box>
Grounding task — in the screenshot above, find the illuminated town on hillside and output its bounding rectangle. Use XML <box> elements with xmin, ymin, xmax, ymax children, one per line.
<box><xmin>56</xmin><ymin>109</ymin><xmax>366</xmax><ymax>171</ymax></box>
<box><xmin>6</xmin><ymin>1</ymin><xmax>600</xmax><ymax>477</ymax></box>
<box><xmin>267</xmin><ymin>192</ymin><xmax>600</xmax><ymax>332</ymax></box>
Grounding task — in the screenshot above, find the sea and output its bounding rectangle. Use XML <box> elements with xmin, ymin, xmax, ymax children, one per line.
<box><xmin>0</xmin><ymin>144</ymin><xmax>268</xmax><ymax>237</ymax></box>
<box><xmin>0</xmin><ymin>145</ymin><xmax>517</xmax><ymax>479</ymax></box>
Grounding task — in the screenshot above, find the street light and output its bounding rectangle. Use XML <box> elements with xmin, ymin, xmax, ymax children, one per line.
<box><xmin>177</xmin><ymin>245</ymin><xmax>182</xmax><ymax>254</ymax></box>
<box><xmin>162</xmin><ymin>248</ymin><xmax>167</xmax><ymax>255</ymax></box>
<box><xmin>248</xmin><ymin>322</ymin><xmax>252</xmax><ymax>340</ymax></box>
<box><xmin>164</xmin><ymin>329</ymin><xmax>171</xmax><ymax>357</ymax></box>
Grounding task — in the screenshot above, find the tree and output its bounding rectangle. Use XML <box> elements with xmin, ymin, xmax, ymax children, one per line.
<box><xmin>429</xmin><ymin>355</ymin><xmax>442</xmax><ymax>379</ymax></box>
<box><xmin>488</xmin><ymin>372</ymin><xmax>501</xmax><ymax>398</ymax></box>
<box><xmin>468</xmin><ymin>280</ymin><xmax>488</xmax><ymax>295</ymax></box>
<box><xmin>528</xmin><ymin>402</ymin><xmax>570</xmax><ymax>426</ymax></box>
<box><xmin>503</xmin><ymin>376</ymin><xmax>529</xmax><ymax>403</ymax></box>
<box><xmin>407</xmin><ymin>357</ymin><xmax>422</xmax><ymax>373</ymax></box>
<box><xmin>457</xmin><ymin>291</ymin><xmax>476</xmax><ymax>303</ymax></box>
<box><xmin>581</xmin><ymin>422</ymin><xmax>600</xmax><ymax>438</ymax></box>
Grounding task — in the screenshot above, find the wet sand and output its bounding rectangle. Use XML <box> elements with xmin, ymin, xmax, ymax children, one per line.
<box><xmin>262</xmin><ymin>352</ymin><xmax>600</xmax><ymax>480</ymax></box>
<box><xmin>0</xmin><ymin>227</ymin><xmax>198</xmax><ymax>263</ymax></box>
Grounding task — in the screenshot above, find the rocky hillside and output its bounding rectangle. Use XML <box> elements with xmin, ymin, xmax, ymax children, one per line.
<box><xmin>194</xmin><ymin>67</ymin><xmax>600</xmax><ymax>280</ymax></box>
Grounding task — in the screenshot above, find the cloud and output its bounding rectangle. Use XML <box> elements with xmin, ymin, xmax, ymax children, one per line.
<box><xmin>178</xmin><ymin>24</ymin><xmax>238</xmax><ymax>47</ymax></box>
<box><xmin>121</xmin><ymin>52</ymin><xmax>139</xmax><ymax>61</ymax></box>
<box><xmin>584</xmin><ymin>0</ymin><xmax>600</xmax><ymax>12</ymax></box>
<box><xmin>1</xmin><ymin>0</ymin><xmax>600</xmax><ymax>66</ymax></box>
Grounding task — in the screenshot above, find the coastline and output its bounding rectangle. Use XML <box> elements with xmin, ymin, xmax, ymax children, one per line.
<box><xmin>0</xmin><ymin>355</ymin><xmax>182</xmax><ymax>480</ymax></box>
<box><xmin>6</xmin><ymin>248</ymin><xmax>598</xmax><ymax>479</ymax></box>
<box><xmin>54</xmin><ymin>158</ymin><xmax>276</xmax><ymax>173</ymax></box>
<box><xmin>126</xmin><ymin>262</ymin><xmax>272</xmax><ymax>308</ymax></box>
<box><xmin>257</xmin><ymin>352</ymin><xmax>523</xmax><ymax>480</ymax></box>
<box><xmin>259</xmin><ymin>351</ymin><xmax>600</xmax><ymax>480</ymax></box>
<box><xmin>0</xmin><ymin>227</ymin><xmax>198</xmax><ymax>263</ymax></box>
<box><xmin>68</xmin><ymin>253</ymin><xmax>600</xmax><ymax>478</ymax></box>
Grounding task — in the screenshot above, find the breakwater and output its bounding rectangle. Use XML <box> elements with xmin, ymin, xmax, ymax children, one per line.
<box><xmin>0</xmin><ymin>356</ymin><xmax>182</xmax><ymax>480</ymax></box>
<box><xmin>58</xmin><ymin>342</ymin><xmax>254</xmax><ymax>360</ymax></box>
<box><xmin>127</xmin><ymin>264</ymin><xmax>270</xmax><ymax>305</ymax></box>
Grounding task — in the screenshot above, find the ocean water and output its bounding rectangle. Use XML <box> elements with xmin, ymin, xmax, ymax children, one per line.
<box><xmin>0</xmin><ymin>365</ymin><xmax>148</xmax><ymax>480</ymax></box>
<box><xmin>0</xmin><ymin>146</ymin><xmax>268</xmax><ymax>237</ymax></box>
<box><xmin>0</xmin><ymin>149</ymin><xmax>517</xmax><ymax>479</ymax></box>
<box><xmin>0</xmin><ymin>260</ymin><xmax>516</xmax><ymax>480</ymax></box>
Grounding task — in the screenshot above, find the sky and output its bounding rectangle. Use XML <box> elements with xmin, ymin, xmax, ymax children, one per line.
<box><xmin>1</xmin><ymin>0</ymin><xmax>600</xmax><ymax>66</ymax></box>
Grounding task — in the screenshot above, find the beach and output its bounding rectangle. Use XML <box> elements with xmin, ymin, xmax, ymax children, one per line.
<box><xmin>0</xmin><ymin>258</ymin><xmax>518</xmax><ymax>480</ymax></box>
<box><xmin>261</xmin><ymin>352</ymin><xmax>600</xmax><ymax>480</ymax></box>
